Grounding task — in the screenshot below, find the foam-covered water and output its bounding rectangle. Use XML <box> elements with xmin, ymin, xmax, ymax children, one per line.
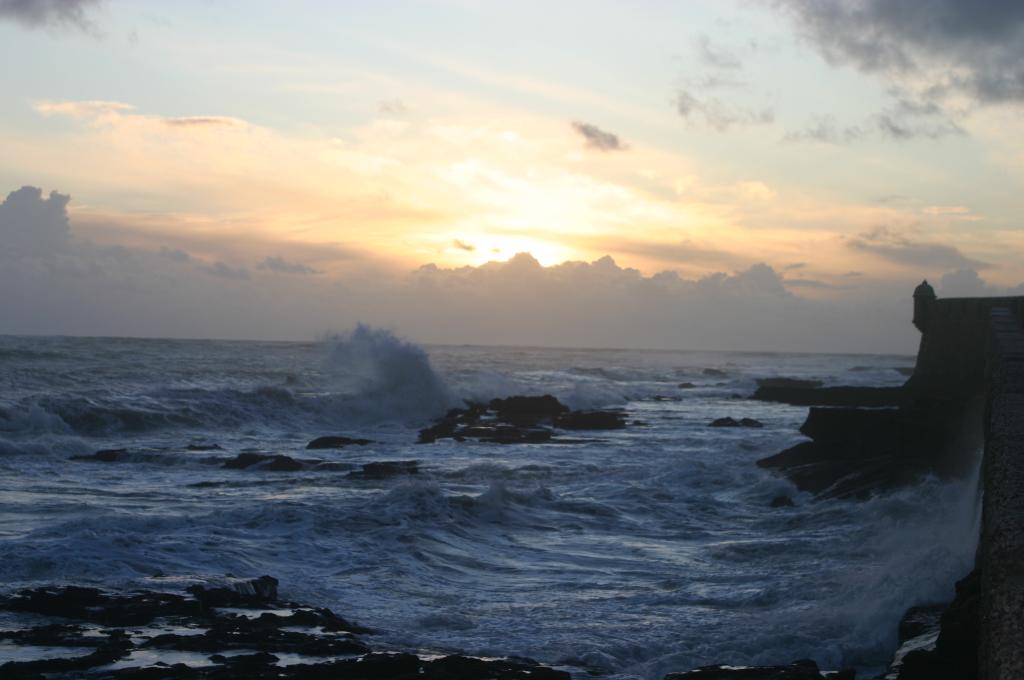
<box><xmin>0</xmin><ymin>331</ymin><xmax>979</xmax><ymax>677</ymax></box>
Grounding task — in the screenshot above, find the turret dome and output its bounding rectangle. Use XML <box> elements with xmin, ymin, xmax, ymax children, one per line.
<box><xmin>913</xmin><ymin>280</ymin><xmax>936</xmax><ymax>298</ymax></box>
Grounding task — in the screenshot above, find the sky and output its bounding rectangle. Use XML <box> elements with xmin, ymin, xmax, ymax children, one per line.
<box><xmin>1</xmin><ymin>0</ymin><xmax>1023</xmax><ymax>353</ymax></box>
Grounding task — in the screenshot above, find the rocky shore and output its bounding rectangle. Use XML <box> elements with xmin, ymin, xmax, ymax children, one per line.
<box><xmin>0</xmin><ymin>576</ymin><xmax>572</xmax><ymax>679</ymax></box>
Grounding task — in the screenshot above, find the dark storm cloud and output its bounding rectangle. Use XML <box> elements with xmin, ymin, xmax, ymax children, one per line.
<box><xmin>848</xmin><ymin>229</ymin><xmax>988</xmax><ymax>270</ymax></box>
<box><xmin>0</xmin><ymin>0</ymin><xmax>102</xmax><ymax>30</ymax></box>
<box><xmin>771</xmin><ymin>0</ymin><xmax>1024</xmax><ymax>104</ymax></box>
<box><xmin>257</xmin><ymin>255</ymin><xmax>317</xmax><ymax>275</ymax></box>
<box><xmin>571</xmin><ymin>121</ymin><xmax>626</xmax><ymax>151</ymax></box>
<box><xmin>676</xmin><ymin>90</ymin><xmax>773</xmax><ymax>132</ymax></box>
<box><xmin>0</xmin><ymin>185</ymin><xmax>71</xmax><ymax>257</ymax></box>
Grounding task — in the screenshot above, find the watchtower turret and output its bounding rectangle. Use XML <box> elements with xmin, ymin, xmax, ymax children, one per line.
<box><xmin>913</xmin><ymin>279</ymin><xmax>936</xmax><ymax>333</ymax></box>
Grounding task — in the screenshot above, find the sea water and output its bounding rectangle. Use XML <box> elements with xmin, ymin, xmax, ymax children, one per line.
<box><xmin>0</xmin><ymin>329</ymin><xmax>980</xmax><ymax>677</ymax></box>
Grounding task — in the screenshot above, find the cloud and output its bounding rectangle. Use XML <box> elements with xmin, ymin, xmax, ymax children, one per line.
<box><xmin>257</xmin><ymin>255</ymin><xmax>317</xmax><ymax>275</ymax></box>
<box><xmin>676</xmin><ymin>90</ymin><xmax>774</xmax><ymax>131</ymax></box>
<box><xmin>378</xmin><ymin>99</ymin><xmax>409</xmax><ymax>116</ymax></box>
<box><xmin>0</xmin><ymin>0</ymin><xmax>102</xmax><ymax>31</ymax></box>
<box><xmin>0</xmin><ymin>185</ymin><xmax>71</xmax><ymax>257</ymax></box>
<box><xmin>697</xmin><ymin>34</ymin><xmax>742</xmax><ymax>69</ymax></box>
<box><xmin>770</xmin><ymin>0</ymin><xmax>1024</xmax><ymax>105</ymax></box>
<box><xmin>198</xmin><ymin>261</ymin><xmax>250</xmax><ymax>280</ymax></box>
<box><xmin>158</xmin><ymin>246</ymin><xmax>190</xmax><ymax>262</ymax></box>
<box><xmin>452</xmin><ymin>240</ymin><xmax>475</xmax><ymax>252</ymax></box>
<box><xmin>0</xmin><ymin>187</ymin><xmax>930</xmax><ymax>353</ymax></box>
<box><xmin>784</xmin><ymin>115</ymin><xmax>865</xmax><ymax>144</ymax></box>
<box><xmin>601</xmin><ymin>237</ymin><xmax>746</xmax><ymax>269</ymax></box>
<box><xmin>162</xmin><ymin>116</ymin><xmax>246</xmax><ymax>129</ymax></box>
<box><xmin>34</xmin><ymin>100</ymin><xmax>134</xmax><ymax>118</ymax></box>
<box><xmin>847</xmin><ymin>228</ymin><xmax>988</xmax><ymax>271</ymax></box>
<box><xmin>784</xmin><ymin>278</ymin><xmax>852</xmax><ymax>290</ymax></box>
<box><xmin>570</xmin><ymin>121</ymin><xmax>626</xmax><ymax>151</ymax></box>
<box><xmin>786</xmin><ymin>98</ymin><xmax>963</xmax><ymax>144</ymax></box>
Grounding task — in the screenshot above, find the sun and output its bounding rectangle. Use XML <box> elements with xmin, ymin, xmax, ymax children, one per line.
<box><xmin>449</xmin><ymin>234</ymin><xmax>575</xmax><ymax>267</ymax></box>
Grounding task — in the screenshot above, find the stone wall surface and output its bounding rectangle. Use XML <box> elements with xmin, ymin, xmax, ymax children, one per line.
<box><xmin>912</xmin><ymin>297</ymin><xmax>1024</xmax><ymax>399</ymax></box>
<box><xmin>979</xmin><ymin>307</ymin><xmax>1024</xmax><ymax>680</ymax></box>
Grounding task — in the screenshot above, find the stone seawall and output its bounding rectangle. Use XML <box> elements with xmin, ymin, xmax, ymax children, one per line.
<box><xmin>912</xmin><ymin>296</ymin><xmax>1024</xmax><ymax>399</ymax></box>
<box><xmin>979</xmin><ymin>307</ymin><xmax>1024</xmax><ymax>680</ymax></box>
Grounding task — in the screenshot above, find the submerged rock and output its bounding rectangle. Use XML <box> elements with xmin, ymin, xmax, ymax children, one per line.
<box><xmin>69</xmin><ymin>448</ymin><xmax>126</xmax><ymax>462</ymax></box>
<box><xmin>348</xmin><ymin>460</ymin><xmax>419</xmax><ymax>479</ymax></box>
<box><xmin>222</xmin><ymin>453</ymin><xmax>304</xmax><ymax>472</ymax></box>
<box><xmin>769</xmin><ymin>494</ymin><xmax>794</xmax><ymax>508</ymax></box>
<box><xmin>664</xmin><ymin>658</ymin><xmax>851</xmax><ymax>679</ymax></box>
<box><xmin>556</xmin><ymin>410</ymin><xmax>626</xmax><ymax>430</ymax></box>
<box><xmin>709</xmin><ymin>417</ymin><xmax>764</xmax><ymax>428</ymax></box>
<box><xmin>305</xmin><ymin>435</ymin><xmax>373</xmax><ymax>449</ymax></box>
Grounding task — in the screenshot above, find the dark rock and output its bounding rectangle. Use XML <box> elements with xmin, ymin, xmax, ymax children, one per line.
<box><xmin>424</xmin><ymin>655</ymin><xmax>570</xmax><ymax>680</ymax></box>
<box><xmin>664</xmin><ymin>658</ymin><xmax>833</xmax><ymax>679</ymax></box>
<box><xmin>756</xmin><ymin>377</ymin><xmax>824</xmax><ymax>390</ymax></box>
<box><xmin>770</xmin><ymin>495</ymin><xmax>794</xmax><ymax>508</ymax></box>
<box><xmin>70</xmin><ymin>448</ymin><xmax>126</xmax><ymax>462</ymax></box>
<box><xmin>348</xmin><ymin>460</ymin><xmax>419</xmax><ymax>480</ymax></box>
<box><xmin>188</xmin><ymin>576</ymin><xmax>279</xmax><ymax>607</ymax></box>
<box><xmin>898</xmin><ymin>605</ymin><xmax>945</xmax><ymax>644</ymax></box>
<box><xmin>0</xmin><ymin>578</ymin><xmax>571</xmax><ymax>680</ymax></box>
<box><xmin>144</xmin><ymin>624</ymin><xmax>369</xmax><ymax>656</ymax></box>
<box><xmin>222</xmin><ymin>453</ymin><xmax>304</xmax><ymax>472</ymax></box>
<box><xmin>306</xmin><ymin>436</ymin><xmax>373</xmax><ymax>449</ymax></box>
<box><xmin>489</xmin><ymin>395</ymin><xmax>569</xmax><ymax>424</ymax></box>
<box><xmin>703</xmin><ymin>368</ymin><xmax>728</xmax><ymax>378</ymax></box>
<box><xmin>894</xmin><ymin>569</ymin><xmax>980</xmax><ymax>680</ymax></box>
<box><xmin>710</xmin><ymin>417</ymin><xmax>764</xmax><ymax>428</ymax></box>
<box><xmin>419</xmin><ymin>395</ymin><xmax>619</xmax><ymax>445</ymax></box>
<box><xmin>0</xmin><ymin>630</ymin><xmax>132</xmax><ymax>675</ymax></box>
<box><xmin>755</xmin><ymin>404</ymin><xmax>970</xmax><ymax>499</ymax></box>
<box><xmin>752</xmin><ymin>384</ymin><xmax>907</xmax><ymax>407</ymax></box>
<box><xmin>0</xmin><ymin>586</ymin><xmax>194</xmax><ymax>626</ymax></box>
<box><xmin>556</xmin><ymin>410</ymin><xmax>626</xmax><ymax>430</ymax></box>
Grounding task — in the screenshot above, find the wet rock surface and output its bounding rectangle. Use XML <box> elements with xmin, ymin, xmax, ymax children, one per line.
<box><xmin>664</xmin><ymin>658</ymin><xmax>853</xmax><ymax>679</ymax></box>
<box><xmin>709</xmin><ymin>417</ymin><xmax>764</xmax><ymax>428</ymax></box>
<box><xmin>756</xmin><ymin>400</ymin><xmax>977</xmax><ymax>500</ymax></box>
<box><xmin>893</xmin><ymin>570</ymin><xmax>979</xmax><ymax>680</ymax></box>
<box><xmin>0</xmin><ymin>577</ymin><xmax>570</xmax><ymax>679</ymax></box>
<box><xmin>752</xmin><ymin>382</ymin><xmax>906</xmax><ymax>408</ymax></box>
<box><xmin>418</xmin><ymin>395</ymin><xmax>625</xmax><ymax>444</ymax></box>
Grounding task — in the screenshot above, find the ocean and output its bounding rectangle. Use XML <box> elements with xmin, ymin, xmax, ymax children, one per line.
<box><xmin>0</xmin><ymin>329</ymin><xmax>980</xmax><ymax>678</ymax></box>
